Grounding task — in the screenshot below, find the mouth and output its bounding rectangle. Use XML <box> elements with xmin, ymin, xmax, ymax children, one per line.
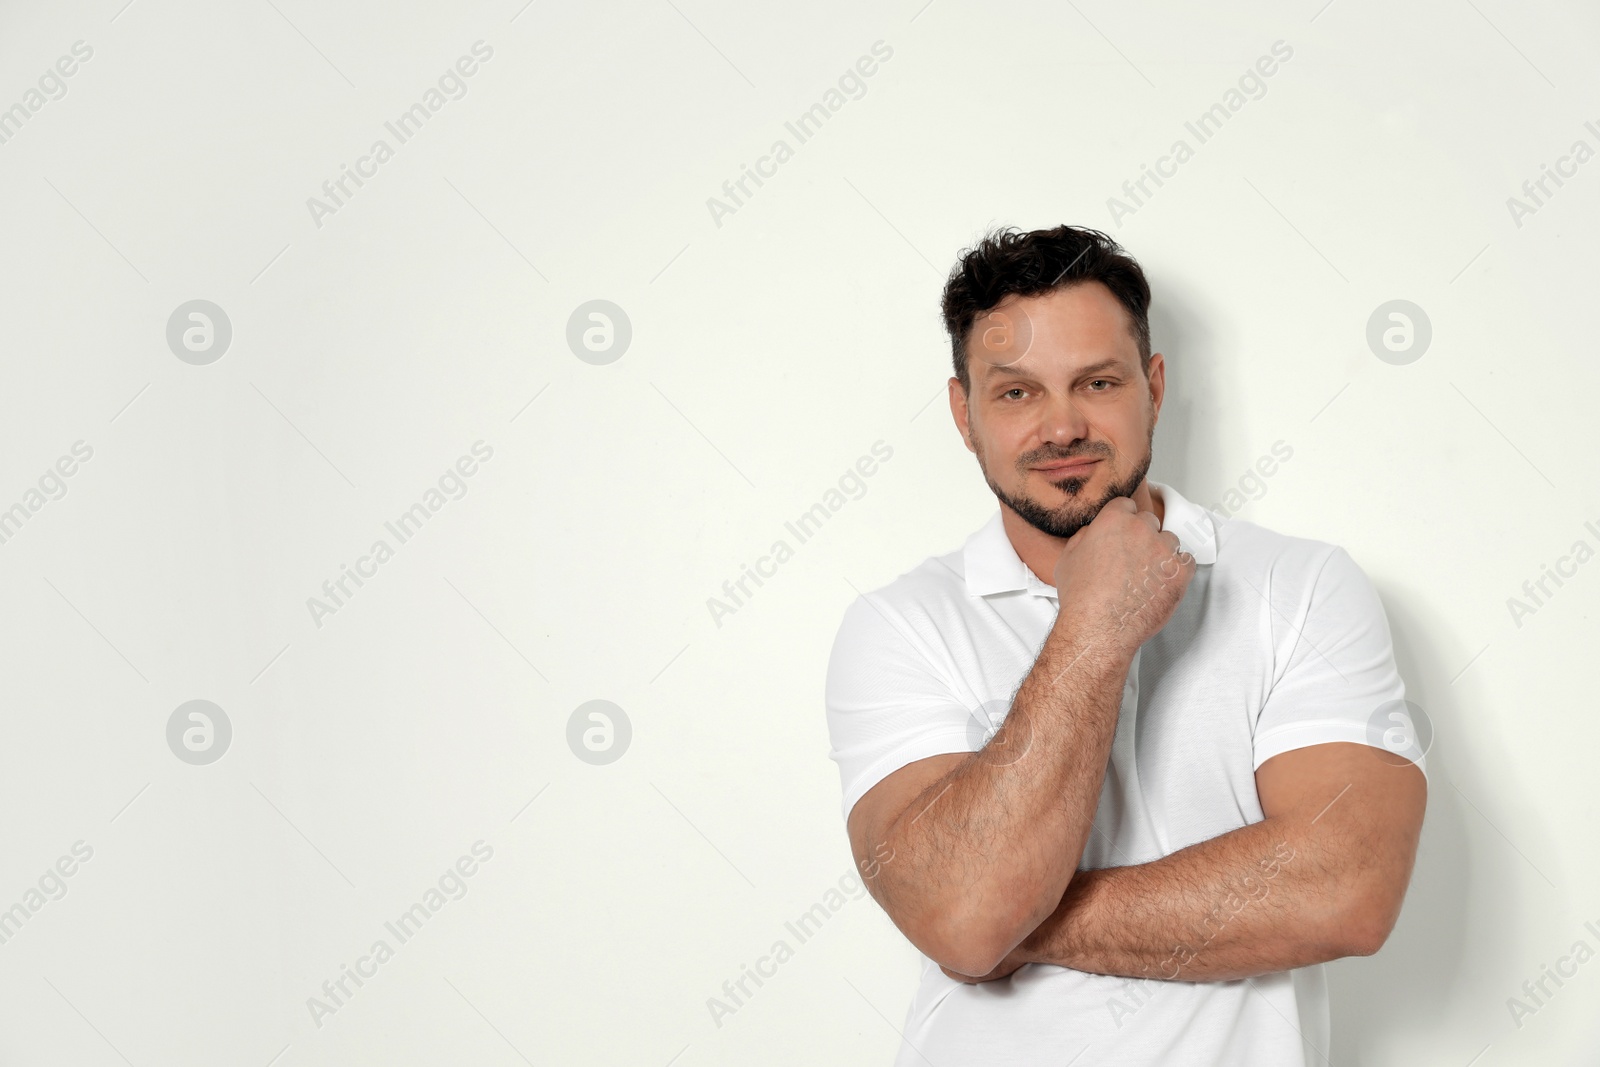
<box><xmin>1032</xmin><ymin>458</ymin><xmax>1101</xmax><ymax>478</ymax></box>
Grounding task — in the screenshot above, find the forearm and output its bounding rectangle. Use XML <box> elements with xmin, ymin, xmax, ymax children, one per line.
<box><xmin>1017</xmin><ymin>815</ymin><xmax>1364</xmax><ymax>983</ymax></box>
<box><xmin>873</xmin><ymin>621</ymin><xmax>1132</xmax><ymax>972</ymax></box>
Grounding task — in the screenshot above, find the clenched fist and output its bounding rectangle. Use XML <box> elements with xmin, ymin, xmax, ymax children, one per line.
<box><xmin>1051</xmin><ymin>496</ymin><xmax>1195</xmax><ymax>658</ymax></box>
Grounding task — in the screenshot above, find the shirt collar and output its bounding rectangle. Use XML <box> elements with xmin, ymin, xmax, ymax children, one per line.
<box><xmin>962</xmin><ymin>480</ymin><xmax>1218</xmax><ymax>599</ymax></box>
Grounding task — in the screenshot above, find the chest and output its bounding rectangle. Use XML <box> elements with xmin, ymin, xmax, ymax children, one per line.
<box><xmin>938</xmin><ymin>570</ymin><xmax>1275</xmax><ymax>862</ymax></box>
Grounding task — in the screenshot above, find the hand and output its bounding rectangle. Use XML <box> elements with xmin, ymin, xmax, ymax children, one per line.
<box><xmin>940</xmin><ymin>948</ymin><xmax>1029</xmax><ymax>985</ymax></box>
<box><xmin>1051</xmin><ymin>496</ymin><xmax>1195</xmax><ymax>657</ymax></box>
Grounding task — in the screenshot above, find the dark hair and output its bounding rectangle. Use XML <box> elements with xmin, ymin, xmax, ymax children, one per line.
<box><xmin>940</xmin><ymin>224</ymin><xmax>1152</xmax><ymax>392</ymax></box>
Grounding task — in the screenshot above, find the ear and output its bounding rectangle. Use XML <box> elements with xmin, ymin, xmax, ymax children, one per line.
<box><xmin>948</xmin><ymin>376</ymin><xmax>975</xmax><ymax>453</ymax></box>
<box><xmin>1146</xmin><ymin>352</ymin><xmax>1166</xmax><ymax>424</ymax></box>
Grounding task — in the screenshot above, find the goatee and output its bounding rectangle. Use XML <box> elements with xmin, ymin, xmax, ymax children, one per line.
<box><xmin>984</xmin><ymin>449</ymin><xmax>1153</xmax><ymax>541</ymax></box>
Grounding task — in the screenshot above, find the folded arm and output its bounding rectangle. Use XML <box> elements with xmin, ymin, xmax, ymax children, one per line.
<box><xmin>945</xmin><ymin>741</ymin><xmax>1426</xmax><ymax>983</ymax></box>
<box><xmin>848</xmin><ymin>614</ymin><xmax>1136</xmax><ymax>977</ymax></box>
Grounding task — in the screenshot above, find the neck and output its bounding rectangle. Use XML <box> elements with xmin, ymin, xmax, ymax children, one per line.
<box><xmin>1006</xmin><ymin>480</ymin><xmax>1163</xmax><ymax>587</ymax></box>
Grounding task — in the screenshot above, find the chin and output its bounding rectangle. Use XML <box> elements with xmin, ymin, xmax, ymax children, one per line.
<box><xmin>1039</xmin><ymin>472</ymin><xmax>1097</xmax><ymax>495</ymax></box>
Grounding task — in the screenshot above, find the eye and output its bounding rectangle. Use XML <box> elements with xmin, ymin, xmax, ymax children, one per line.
<box><xmin>1001</xmin><ymin>388</ymin><xmax>1026</xmax><ymax>400</ymax></box>
<box><xmin>1087</xmin><ymin>379</ymin><xmax>1112</xmax><ymax>391</ymax></box>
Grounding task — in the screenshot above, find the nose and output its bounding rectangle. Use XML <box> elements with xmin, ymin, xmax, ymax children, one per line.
<box><xmin>1038</xmin><ymin>389</ymin><xmax>1091</xmax><ymax>448</ymax></box>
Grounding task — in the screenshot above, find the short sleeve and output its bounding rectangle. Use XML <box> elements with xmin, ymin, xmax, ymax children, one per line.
<box><xmin>1253</xmin><ymin>546</ymin><xmax>1427</xmax><ymax>780</ymax></box>
<box><xmin>824</xmin><ymin>594</ymin><xmax>979</xmax><ymax>824</ymax></box>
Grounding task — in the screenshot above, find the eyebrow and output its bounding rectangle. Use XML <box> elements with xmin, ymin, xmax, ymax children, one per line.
<box><xmin>981</xmin><ymin>357</ymin><xmax>1128</xmax><ymax>383</ymax></box>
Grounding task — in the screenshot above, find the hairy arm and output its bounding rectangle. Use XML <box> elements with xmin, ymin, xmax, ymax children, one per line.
<box><xmin>851</xmin><ymin>616</ymin><xmax>1135</xmax><ymax>976</ymax></box>
<box><xmin>944</xmin><ymin>741</ymin><xmax>1426</xmax><ymax>982</ymax></box>
<box><xmin>846</xmin><ymin>497</ymin><xmax>1196</xmax><ymax>977</ymax></box>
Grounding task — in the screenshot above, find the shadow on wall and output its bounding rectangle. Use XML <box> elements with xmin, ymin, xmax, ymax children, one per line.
<box><xmin>1323</xmin><ymin>590</ymin><xmax>1557</xmax><ymax>1065</ymax></box>
<box><xmin>1142</xmin><ymin>272</ymin><xmax>1239</xmax><ymax>501</ymax></box>
<box><xmin>1142</xmin><ymin>275</ymin><xmax>1551</xmax><ymax>1063</ymax></box>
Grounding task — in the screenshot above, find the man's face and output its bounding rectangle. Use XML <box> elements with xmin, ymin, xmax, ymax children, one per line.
<box><xmin>949</xmin><ymin>281</ymin><xmax>1165</xmax><ymax>540</ymax></box>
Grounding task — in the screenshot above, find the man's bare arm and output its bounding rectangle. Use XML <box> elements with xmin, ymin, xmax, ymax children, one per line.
<box><xmin>944</xmin><ymin>742</ymin><xmax>1427</xmax><ymax>983</ymax></box>
<box><xmin>850</xmin><ymin>619</ymin><xmax>1133</xmax><ymax>975</ymax></box>
<box><xmin>849</xmin><ymin>499</ymin><xmax>1195</xmax><ymax>977</ymax></box>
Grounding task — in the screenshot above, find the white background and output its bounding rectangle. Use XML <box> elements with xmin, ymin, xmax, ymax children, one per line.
<box><xmin>0</xmin><ymin>0</ymin><xmax>1596</xmax><ymax>1063</ymax></box>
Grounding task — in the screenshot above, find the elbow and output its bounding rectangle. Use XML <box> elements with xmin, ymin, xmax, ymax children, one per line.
<box><xmin>1342</xmin><ymin>911</ymin><xmax>1396</xmax><ymax>958</ymax></box>
<box><xmin>916</xmin><ymin>900</ymin><xmax>1039</xmax><ymax>978</ymax></box>
<box><xmin>1332</xmin><ymin>882</ymin><xmax>1404</xmax><ymax>958</ymax></box>
<box><xmin>928</xmin><ymin>936</ymin><xmax>1011</xmax><ymax>980</ymax></box>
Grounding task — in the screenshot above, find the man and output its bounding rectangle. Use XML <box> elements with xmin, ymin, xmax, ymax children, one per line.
<box><xmin>823</xmin><ymin>224</ymin><xmax>1427</xmax><ymax>1065</ymax></box>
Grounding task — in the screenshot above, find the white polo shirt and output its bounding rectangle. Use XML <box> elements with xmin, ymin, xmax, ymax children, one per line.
<box><xmin>824</xmin><ymin>480</ymin><xmax>1423</xmax><ymax>1067</ymax></box>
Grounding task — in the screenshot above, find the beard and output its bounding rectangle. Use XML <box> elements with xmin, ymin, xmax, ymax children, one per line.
<box><xmin>977</xmin><ymin>427</ymin><xmax>1154</xmax><ymax>541</ymax></box>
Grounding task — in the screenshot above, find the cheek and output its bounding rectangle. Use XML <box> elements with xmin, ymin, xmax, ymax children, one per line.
<box><xmin>973</xmin><ymin>415</ymin><xmax>1022</xmax><ymax>455</ymax></box>
<box><xmin>1102</xmin><ymin>413</ymin><xmax>1147</xmax><ymax>451</ymax></box>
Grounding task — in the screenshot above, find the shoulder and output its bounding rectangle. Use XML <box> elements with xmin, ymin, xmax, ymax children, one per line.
<box><xmin>1212</xmin><ymin>513</ymin><xmax>1389</xmax><ymax>652</ymax></box>
<box><xmin>828</xmin><ymin>539</ymin><xmax>970</xmax><ymax>652</ymax></box>
<box><xmin>1212</xmin><ymin>511</ymin><xmax>1354</xmax><ymax>590</ymax></box>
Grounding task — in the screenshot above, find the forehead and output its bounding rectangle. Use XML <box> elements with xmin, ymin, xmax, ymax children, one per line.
<box><xmin>967</xmin><ymin>281</ymin><xmax>1140</xmax><ymax>380</ymax></box>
